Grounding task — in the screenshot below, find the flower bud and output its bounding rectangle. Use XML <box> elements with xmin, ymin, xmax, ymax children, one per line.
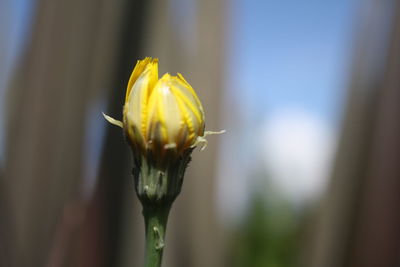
<box><xmin>122</xmin><ymin>58</ymin><xmax>205</xmax><ymax>162</ymax></box>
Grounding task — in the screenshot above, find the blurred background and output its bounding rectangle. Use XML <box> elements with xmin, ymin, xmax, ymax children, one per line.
<box><xmin>1</xmin><ymin>0</ymin><xmax>400</xmax><ymax>266</ymax></box>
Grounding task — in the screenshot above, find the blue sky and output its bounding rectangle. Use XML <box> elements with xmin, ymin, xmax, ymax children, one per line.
<box><xmin>227</xmin><ymin>0</ymin><xmax>361</xmax><ymax>125</ymax></box>
<box><xmin>217</xmin><ymin>0</ymin><xmax>362</xmax><ymax>221</ymax></box>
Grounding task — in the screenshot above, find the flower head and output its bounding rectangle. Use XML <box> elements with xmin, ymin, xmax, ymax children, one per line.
<box><xmin>103</xmin><ymin>57</ymin><xmax>223</xmax><ymax>165</ymax></box>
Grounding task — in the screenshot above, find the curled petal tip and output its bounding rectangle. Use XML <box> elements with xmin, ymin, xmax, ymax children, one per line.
<box><xmin>191</xmin><ymin>130</ymin><xmax>225</xmax><ymax>151</ymax></box>
<box><xmin>102</xmin><ymin>112</ymin><xmax>123</xmax><ymax>128</ymax></box>
<box><xmin>204</xmin><ymin>130</ymin><xmax>226</xmax><ymax>136</ymax></box>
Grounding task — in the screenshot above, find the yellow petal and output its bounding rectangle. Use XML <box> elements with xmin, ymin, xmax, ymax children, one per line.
<box><xmin>177</xmin><ymin>73</ymin><xmax>203</xmax><ymax>108</ymax></box>
<box><xmin>169</xmin><ymin>75</ymin><xmax>205</xmax><ymax>138</ymax></box>
<box><xmin>146</xmin><ymin>74</ymin><xmax>184</xmax><ymax>146</ymax></box>
<box><xmin>124</xmin><ymin>58</ymin><xmax>159</xmax><ymax>143</ymax></box>
<box><xmin>125</xmin><ymin>57</ymin><xmax>158</xmax><ymax>102</ymax></box>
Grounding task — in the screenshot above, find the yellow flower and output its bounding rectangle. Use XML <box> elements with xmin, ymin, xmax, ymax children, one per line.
<box><xmin>103</xmin><ymin>57</ymin><xmax>224</xmax><ymax>160</ymax></box>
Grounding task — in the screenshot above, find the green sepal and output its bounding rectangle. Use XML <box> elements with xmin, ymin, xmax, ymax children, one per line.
<box><xmin>132</xmin><ymin>148</ymin><xmax>193</xmax><ymax>206</ymax></box>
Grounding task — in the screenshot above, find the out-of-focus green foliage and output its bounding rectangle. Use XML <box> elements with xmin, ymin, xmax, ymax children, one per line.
<box><xmin>228</xmin><ymin>193</ymin><xmax>302</xmax><ymax>267</ymax></box>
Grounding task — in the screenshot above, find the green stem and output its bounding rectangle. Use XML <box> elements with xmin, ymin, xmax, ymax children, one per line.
<box><xmin>142</xmin><ymin>203</ymin><xmax>171</xmax><ymax>267</ymax></box>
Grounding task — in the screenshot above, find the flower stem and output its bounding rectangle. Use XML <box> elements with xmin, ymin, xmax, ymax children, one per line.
<box><xmin>142</xmin><ymin>203</ymin><xmax>171</xmax><ymax>267</ymax></box>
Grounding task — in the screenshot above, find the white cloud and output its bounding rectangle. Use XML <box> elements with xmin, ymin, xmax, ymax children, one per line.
<box><xmin>261</xmin><ymin>108</ymin><xmax>336</xmax><ymax>204</ymax></box>
<box><xmin>216</xmin><ymin>107</ymin><xmax>336</xmax><ymax>224</ymax></box>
